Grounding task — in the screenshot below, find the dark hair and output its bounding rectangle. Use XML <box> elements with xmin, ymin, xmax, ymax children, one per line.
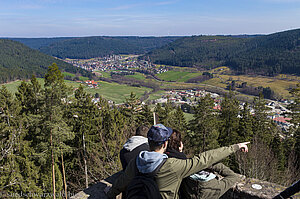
<box><xmin>167</xmin><ymin>129</ymin><xmax>182</xmax><ymax>151</ymax></box>
<box><xmin>135</xmin><ymin>125</ymin><xmax>149</xmax><ymax>137</ymax></box>
<box><xmin>149</xmin><ymin>140</ymin><xmax>164</xmax><ymax>151</ymax></box>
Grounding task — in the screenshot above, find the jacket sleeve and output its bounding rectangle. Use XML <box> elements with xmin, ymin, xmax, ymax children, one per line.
<box><xmin>107</xmin><ymin>158</ymin><xmax>136</xmax><ymax>198</ymax></box>
<box><xmin>174</xmin><ymin>144</ymin><xmax>239</xmax><ymax>179</ymax></box>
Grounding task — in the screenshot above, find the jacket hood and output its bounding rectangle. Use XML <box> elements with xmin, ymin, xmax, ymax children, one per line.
<box><xmin>136</xmin><ymin>151</ymin><xmax>168</xmax><ymax>174</ymax></box>
<box><xmin>123</xmin><ymin>136</ymin><xmax>148</xmax><ymax>151</ymax></box>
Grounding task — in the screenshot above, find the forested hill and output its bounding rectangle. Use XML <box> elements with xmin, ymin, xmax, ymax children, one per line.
<box><xmin>0</xmin><ymin>39</ymin><xmax>91</xmax><ymax>83</ymax></box>
<box><xmin>9</xmin><ymin>37</ymin><xmax>75</xmax><ymax>49</ymax></box>
<box><xmin>145</xmin><ymin>28</ymin><xmax>300</xmax><ymax>76</ymax></box>
<box><xmin>8</xmin><ymin>36</ymin><xmax>180</xmax><ymax>59</ymax></box>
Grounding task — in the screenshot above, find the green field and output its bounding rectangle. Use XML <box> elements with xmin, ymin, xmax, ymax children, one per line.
<box><xmin>147</xmin><ymin>90</ymin><xmax>166</xmax><ymax>101</ymax></box>
<box><xmin>97</xmin><ymin>71</ymin><xmax>111</xmax><ymax>78</ymax></box>
<box><xmin>157</xmin><ymin>71</ymin><xmax>202</xmax><ymax>82</ymax></box>
<box><xmin>202</xmin><ymin>74</ymin><xmax>299</xmax><ymax>99</ymax></box>
<box><xmin>62</xmin><ymin>72</ymin><xmax>89</xmax><ymax>81</ymax></box>
<box><xmin>126</xmin><ymin>72</ymin><xmax>147</xmax><ymax>80</ymax></box>
<box><xmin>85</xmin><ymin>81</ymin><xmax>152</xmax><ymax>104</ymax></box>
<box><xmin>1</xmin><ymin>79</ymin><xmax>152</xmax><ymax>104</ymax></box>
<box><xmin>1</xmin><ymin>81</ymin><xmax>23</xmax><ymax>93</ymax></box>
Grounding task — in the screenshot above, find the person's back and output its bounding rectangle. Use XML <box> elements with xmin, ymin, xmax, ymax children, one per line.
<box><xmin>120</xmin><ymin>125</ymin><xmax>149</xmax><ymax>170</ymax></box>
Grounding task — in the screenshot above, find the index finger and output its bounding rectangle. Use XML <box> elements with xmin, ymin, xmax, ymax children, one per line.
<box><xmin>242</xmin><ymin>142</ymin><xmax>250</xmax><ymax>145</ymax></box>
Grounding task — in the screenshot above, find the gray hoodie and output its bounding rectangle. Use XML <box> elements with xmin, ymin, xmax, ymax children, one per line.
<box><xmin>136</xmin><ymin>151</ymin><xmax>168</xmax><ymax>173</ymax></box>
<box><xmin>123</xmin><ymin>136</ymin><xmax>148</xmax><ymax>151</ymax></box>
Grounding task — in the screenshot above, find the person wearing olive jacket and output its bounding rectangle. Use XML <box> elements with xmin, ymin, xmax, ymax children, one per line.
<box><xmin>106</xmin><ymin>124</ymin><xmax>250</xmax><ymax>199</ymax></box>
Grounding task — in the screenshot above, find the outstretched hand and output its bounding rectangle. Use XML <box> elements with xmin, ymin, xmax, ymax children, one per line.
<box><xmin>237</xmin><ymin>142</ymin><xmax>250</xmax><ymax>152</ymax></box>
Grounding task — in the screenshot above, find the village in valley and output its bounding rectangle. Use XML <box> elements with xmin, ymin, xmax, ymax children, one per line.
<box><xmin>66</xmin><ymin>54</ymin><xmax>296</xmax><ymax>135</ymax></box>
<box><xmin>64</xmin><ymin>55</ymin><xmax>168</xmax><ymax>74</ymax></box>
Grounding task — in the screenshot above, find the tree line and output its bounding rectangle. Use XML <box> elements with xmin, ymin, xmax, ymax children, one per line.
<box><xmin>1</xmin><ymin>64</ymin><xmax>299</xmax><ymax>198</ymax></box>
<box><xmin>0</xmin><ymin>39</ymin><xmax>92</xmax><ymax>84</ymax></box>
<box><xmin>145</xmin><ymin>29</ymin><xmax>300</xmax><ymax>76</ymax></box>
<box><xmin>37</xmin><ymin>37</ymin><xmax>180</xmax><ymax>59</ymax></box>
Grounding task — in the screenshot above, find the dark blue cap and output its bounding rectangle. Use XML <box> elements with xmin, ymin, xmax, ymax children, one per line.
<box><xmin>147</xmin><ymin>124</ymin><xmax>173</xmax><ymax>144</ymax></box>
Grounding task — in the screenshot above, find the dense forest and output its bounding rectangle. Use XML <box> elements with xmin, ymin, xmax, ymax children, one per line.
<box><xmin>1</xmin><ymin>64</ymin><xmax>299</xmax><ymax>198</ymax></box>
<box><xmin>9</xmin><ymin>38</ymin><xmax>75</xmax><ymax>50</ymax></box>
<box><xmin>0</xmin><ymin>39</ymin><xmax>92</xmax><ymax>83</ymax></box>
<box><xmin>145</xmin><ymin>28</ymin><xmax>300</xmax><ymax>76</ymax></box>
<box><xmin>8</xmin><ymin>36</ymin><xmax>180</xmax><ymax>59</ymax></box>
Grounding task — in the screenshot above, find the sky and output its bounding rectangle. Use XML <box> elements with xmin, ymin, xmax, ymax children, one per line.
<box><xmin>0</xmin><ymin>0</ymin><xmax>300</xmax><ymax>37</ymax></box>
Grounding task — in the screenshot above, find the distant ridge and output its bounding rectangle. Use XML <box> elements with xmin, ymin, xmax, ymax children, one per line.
<box><xmin>7</xmin><ymin>36</ymin><xmax>181</xmax><ymax>59</ymax></box>
<box><xmin>145</xmin><ymin>28</ymin><xmax>300</xmax><ymax>76</ymax></box>
<box><xmin>0</xmin><ymin>39</ymin><xmax>91</xmax><ymax>83</ymax></box>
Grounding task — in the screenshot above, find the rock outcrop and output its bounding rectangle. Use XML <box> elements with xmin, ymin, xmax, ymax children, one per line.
<box><xmin>71</xmin><ymin>172</ymin><xmax>300</xmax><ymax>199</ymax></box>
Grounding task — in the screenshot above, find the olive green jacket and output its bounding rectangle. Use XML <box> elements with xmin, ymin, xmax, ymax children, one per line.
<box><xmin>107</xmin><ymin>144</ymin><xmax>239</xmax><ymax>199</ymax></box>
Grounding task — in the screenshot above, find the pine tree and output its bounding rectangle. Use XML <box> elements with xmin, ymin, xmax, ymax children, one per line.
<box><xmin>287</xmin><ymin>83</ymin><xmax>300</xmax><ymax>174</ymax></box>
<box><xmin>65</xmin><ymin>84</ymin><xmax>99</xmax><ymax>189</ymax></box>
<box><xmin>271</xmin><ymin>134</ymin><xmax>285</xmax><ymax>175</ymax></box>
<box><xmin>171</xmin><ymin>106</ymin><xmax>187</xmax><ymax>133</ymax></box>
<box><xmin>187</xmin><ymin>95</ymin><xmax>219</xmax><ymax>153</ymax></box>
<box><xmin>138</xmin><ymin>104</ymin><xmax>153</xmax><ymax>125</ymax></box>
<box><xmin>238</xmin><ymin>102</ymin><xmax>253</xmax><ymax>142</ymax></box>
<box><xmin>39</xmin><ymin>63</ymin><xmax>74</xmax><ymax>197</ymax></box>
<box><xmin>252</xmin><ymin>94</ymin><xmax>276</xmax><ymax>144</ymax></box>
<box><xmin>162</xmin><ymin>99</ymin><xmax>175</xmax><ymax>127</ymax></box>
<box><xmin>154</xmin><ymin>103</ymin><xmax>165</xmax><ymax>123</ymax></box>
<box><xmin>122</xmin><ymin>92</ymin><xmax>141</xmax><ymax>135</ymax></box>
<box><xmin>0</xmin><ymin>86</ymin><xmax>41</xmax><ymax>196</ymax></box>
<box><xmin>15</xmin><ymin>75</ymin><xmax>43</xmax><ymax>115</ymax></box>
<box><xmin>237</xmin><ymin>94</ymin><xmax>281</xmax><ymax>181</ymax></box>
<box><xmin>218</xmin><ymin>92</ymin><xmax>240</xmax><ymax>146</ymax></box>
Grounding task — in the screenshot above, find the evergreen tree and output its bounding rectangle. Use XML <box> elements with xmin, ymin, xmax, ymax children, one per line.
<box><xmin>237</xmin><ymin>94</ymin><xmax>280</xmax><ymax>181</ymax></box>
<box><xmin>171</xmin><ymin>106</ymin><xmax>187</xmax><ymax>133</ymax></box>
<box><xmin>65</xmin><ymin>84</ymin><xmax>99</xmax><ymax>189</ymax></box>
<box><xmin>154</xmin><ymin>103</ymin><xmax>165</xmax><ymax>123</ymax></box>
<box><xmin>238</xmin><ymin>102</ymin><xmax>253</xmax><ymax>142</ymax></box>
<box><xmin>137</xmin><ymin>104</ymin><xmax>153</xmax><ymax>126</ymax></box>
<box><xmin>271</xmin><ymin>134</ymin><xmax>285</xmax><ymax>174</ymax></box>
<box><xmin>99</xmin><ymin>106</ymin><xmax>130</xmax><ymax>174</ymax></box>
<box><xmin>287</xmin><ymin>83</ymin><xmax>300</xmax><ymax>174</ymax></box>
<box><xmin>162</xmin><ymin>99</ymin><xmax>175</xmax><ymax>127</ymax></box>
<box><xmin>15</xmin><ymin>75</ymin><xmax>43</xmax><ymax>115</ymax></box>
<box><xmin>252</xmin><ymin>94</ymin><xmax>276</xmax><ymax>144</ymax></box>
<box><xmin>0</xmin><ymin>86</ymin><xmax>41</xmax><ymax>196</ymax></box>
<box><xmin>122</xmin><ymin>92</ymin><xmax>141</xmax><ymax>135</ymax></box>
<box><xmin>187</xmin><ymin>95</ymin><xmax>219</xmax><ymax>153</ymax></box>
<box><xmin>218</xmin><ymin>92</ymin><xmax>240</xmax><ymax>146</ymax></box>
<box><xmin>39</xmin><ymin>63</ymin><xmax>74</xmax><ymax>197</ymax></box>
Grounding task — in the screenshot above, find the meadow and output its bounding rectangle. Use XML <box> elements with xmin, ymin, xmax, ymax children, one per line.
<box><xmin>1</xmin><ymin>79</ymin><xmax>152</xmax><ymax>104</ymax></box>
<box><xmin>203</xmin><ymin>74</ymin><xmax>299</xmax><ymax>99</ymax></box>
<box><xmin>84</xmin><ymin>81</ymin><xmax>152</xmax><ymax>104</ymax></box>
<box><xmin>156</xmin><ymin>71</ymin><xmax>202</xmax><ymax>82</ymax></box>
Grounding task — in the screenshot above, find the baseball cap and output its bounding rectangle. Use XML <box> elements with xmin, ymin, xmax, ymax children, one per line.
<box><xmin>147</xmin><ymin>124</ymin><xmax>173</xmax><ymax>144</ymax></box>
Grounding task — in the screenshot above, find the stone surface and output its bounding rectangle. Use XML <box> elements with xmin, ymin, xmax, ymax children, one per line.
<box><xmin>71</xmin><ymin>172</ymin><xmax>300</xmax><ymax>199</ymax></box>
<box><xmin>70</xmin><ymin>172</ymin><xmax>122</xmax><ymax>199</ymax></box>
<box><xmin>221</xmin><ymin>177</ymin><xmax>300</xmax><ymax>199</ymax></box>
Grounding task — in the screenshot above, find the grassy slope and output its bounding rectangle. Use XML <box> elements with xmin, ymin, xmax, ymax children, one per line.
<box><xmin>85</xmin><ymin>81</ymin><xmax>152</xmax><ymax>104</ymax></box>
<box><xmin>157</xmin><ymin>71</ymin><xmax>202</xmax><ymax>82</ymax></box>
<box><xmin>126</xmin><ymin>73</ymin><xmax>147</xmax><ymax>80</ymax></box>
<box><xmin>62</xmin><ymin>72</ymin><xmax>89</xmax><ymax>81</ymax></box>
<box><xmin>1</xmin><ymin>79</ymin><xmax>151</xmax><ymax>104</ymax></box>
<box><xmin>203</xmin><ymin>74</ymin><xmax>299</xmax><ymax>99</ymax></box>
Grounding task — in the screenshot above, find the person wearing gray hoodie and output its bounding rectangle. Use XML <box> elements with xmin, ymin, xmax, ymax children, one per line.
<box><xmin>120</xmin><ymin>125</ymin><xmax>150</xmax><ymax>170</ymax></box>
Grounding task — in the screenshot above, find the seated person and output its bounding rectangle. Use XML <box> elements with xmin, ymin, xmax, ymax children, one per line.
<box><xmin>166</xmin><ymin>129</ymin><xmax>240</xmax><ymax>199</ymax></box>
<box><xmin>120</xmin><ymin>125</ymin><xmax>150</xmax><ymax>170</ymax></box>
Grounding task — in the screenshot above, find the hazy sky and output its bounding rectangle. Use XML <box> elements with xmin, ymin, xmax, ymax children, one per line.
<box><xmin>0</xmin><ymin>0</ymin><xmax>299</xmax><ymax>37</ymax></box>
